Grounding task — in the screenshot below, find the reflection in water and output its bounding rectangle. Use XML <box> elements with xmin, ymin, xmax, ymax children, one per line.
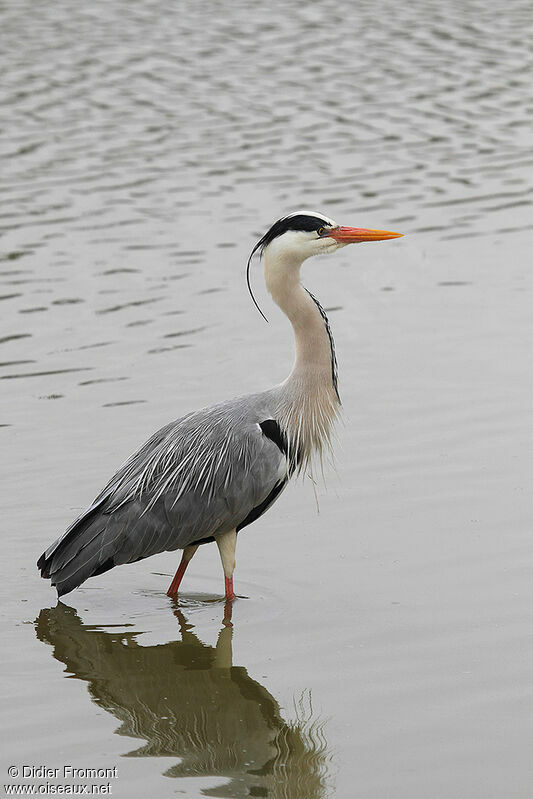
<box><xmin>35</xmin><ymin>604</ymin><xmax>330</xmax><ymax>799</ymax></box>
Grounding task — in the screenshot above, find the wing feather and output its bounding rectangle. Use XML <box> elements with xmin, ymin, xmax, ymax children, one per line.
<box><xmin>38</xmin><ymin>392</ymin><xmax>287</xmax><ymax>595</ymax></box>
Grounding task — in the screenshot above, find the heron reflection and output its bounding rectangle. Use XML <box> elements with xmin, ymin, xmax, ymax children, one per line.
<box><xmin>35</xmin><ymin>603</ymin><xmax>330</xmax><ymax>798</ymax></box>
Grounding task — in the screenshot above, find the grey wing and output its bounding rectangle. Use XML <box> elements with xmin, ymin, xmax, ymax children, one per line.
<box><xmin>38</xmin><ymin>398</ymin><xmax>287</xmax><ymax>595</ymax></box>
<box><xmin>108</xmin><ymin>411</ymin><xmax>287</xmax><ymax>560</ymax></box>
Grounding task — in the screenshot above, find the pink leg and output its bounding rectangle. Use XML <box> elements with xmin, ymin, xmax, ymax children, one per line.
<box><xmin>167</xmin><ymin>545</ymin><xmax>198</xmax><ymax>597</ymax></box>
<box><xmin>224</xmin><ymin>576</ymin><xmax>235</xmax><ymax>602</ymax></box>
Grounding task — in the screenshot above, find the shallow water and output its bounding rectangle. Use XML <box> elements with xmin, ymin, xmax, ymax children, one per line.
<box><xmin>2</xmin><ymin>1</ymin><xmax>533</xmax><ymax>797</ymax></box>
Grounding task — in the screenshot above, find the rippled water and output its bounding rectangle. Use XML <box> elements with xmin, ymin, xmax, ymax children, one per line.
<box><xmin>2</xmin><ymin>1</ymin><xmax>533</xmax><ymax>797</ymax></box>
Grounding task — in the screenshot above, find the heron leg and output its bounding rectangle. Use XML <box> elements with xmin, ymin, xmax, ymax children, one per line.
<box><xmin>167</xmin><ymin>544</ymin><xmax>199</xmax><ymax>597</ymax></box>
<box><xmin>215</xmin><ymin>529</ymin><xmax>237</xmax><ymax>601</ymax></box>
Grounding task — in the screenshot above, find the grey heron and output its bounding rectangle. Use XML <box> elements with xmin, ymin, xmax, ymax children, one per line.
<box><xmin>38</xmin><ymin>211</ymin><xmax>402</xmax><ymax>601</ymax></box>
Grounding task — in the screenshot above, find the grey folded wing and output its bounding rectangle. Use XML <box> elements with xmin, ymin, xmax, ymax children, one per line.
<box><xmin>38</xmin><ymin>396</ymin><xmax>287</xmax><ymax>595</ymax></box>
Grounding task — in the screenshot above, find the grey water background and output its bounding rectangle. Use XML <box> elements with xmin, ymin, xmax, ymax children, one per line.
<box><xmin>2</xmin><ymin>0</ymin><xmax>533</xmax><ymax>796</ymax></box>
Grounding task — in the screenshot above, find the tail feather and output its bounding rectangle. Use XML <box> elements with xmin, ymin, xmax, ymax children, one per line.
<box><xmin>38</xmin><ymin>492</ymin><xmax>180</xmax><ymax>597</ymax></box>
<box><xmin>37</xmin><ymin>495</ymin><xmax>109</xmax><ymax>576</ymax></box>
<box><xmin>42</xmin><ymin>524</ymin><xmax>104</xmax><ymax>576</ymax></box>
<box><xmin>37</xmin><ymin>499</ymin><xmax>118</xmax><ymax>597</ymax></box>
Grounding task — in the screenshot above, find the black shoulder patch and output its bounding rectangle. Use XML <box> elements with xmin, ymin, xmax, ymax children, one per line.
<box><xmin>259</xmin><ymin>419</ymin><xmax>287</xmax><ymax>455</ymax></box>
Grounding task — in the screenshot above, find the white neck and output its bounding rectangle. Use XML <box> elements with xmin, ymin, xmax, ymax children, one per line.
<box><xmin>264</xmin><ymin>247</ymin><xmax>340</xmax><ymax>473</ymax></box>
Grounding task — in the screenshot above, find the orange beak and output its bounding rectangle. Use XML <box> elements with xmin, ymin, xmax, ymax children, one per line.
<box><xmin>324</xmin><ymin>226</ymin><xmax>403</xmax><ymax>243</ymax></box>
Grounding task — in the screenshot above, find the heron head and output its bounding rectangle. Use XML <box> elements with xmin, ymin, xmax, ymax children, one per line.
<box><xmin>254</xmin><ymin>211</ymin><xmax>403</xmax><ymax>264</ymax></box>
<box><xmin>247</xmin><ymin>211</ymin><xmax>403</xmax><ymax>320</ymax></box>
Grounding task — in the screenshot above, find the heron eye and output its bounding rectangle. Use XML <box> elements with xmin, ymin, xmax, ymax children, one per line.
<box><xmin>317</xmin><ymin>227</ymin><xmax>325</xmax><ymax>237</ymax></box>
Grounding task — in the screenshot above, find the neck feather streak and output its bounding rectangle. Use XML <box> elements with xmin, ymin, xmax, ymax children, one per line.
<box><xmin>265</xmin><ymin>258</ymin><xmax>341</xmax><ymax>476</ymax></box>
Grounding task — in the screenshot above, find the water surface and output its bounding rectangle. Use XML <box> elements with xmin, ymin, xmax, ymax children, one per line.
<box><xmin>2</xmin><ymin>1</ymin><xmax>533</xmax><ymax>797</ymax></box>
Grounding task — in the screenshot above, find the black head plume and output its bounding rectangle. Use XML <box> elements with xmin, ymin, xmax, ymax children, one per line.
<box><xmin>246</xmin><ymin>212</ymin><xmax>333</xmax><ymax>322</ymax></box>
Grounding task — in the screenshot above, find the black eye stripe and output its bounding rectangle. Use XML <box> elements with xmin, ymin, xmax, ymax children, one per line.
<box><xmin>280</xmin><ymin>215</ymin><xmax>329</xmax><ymax>233</ymax></box>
